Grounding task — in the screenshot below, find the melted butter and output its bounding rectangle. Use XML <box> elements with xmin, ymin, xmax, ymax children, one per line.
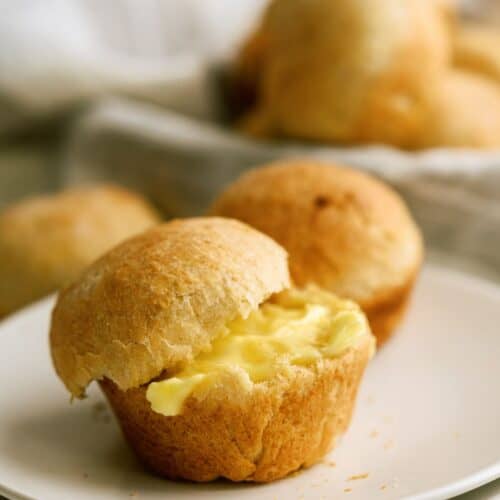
<box><xmin>146</xmin><ymin>287</ymin><xmax>371</xmax><ymax>417</ymax></box>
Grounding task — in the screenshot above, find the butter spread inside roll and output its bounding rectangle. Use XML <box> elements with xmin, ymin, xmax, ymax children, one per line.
<box><xmin>147</xmin><ymin>287</ymin><xmax>370</xmax><ymax>417</ymax></box>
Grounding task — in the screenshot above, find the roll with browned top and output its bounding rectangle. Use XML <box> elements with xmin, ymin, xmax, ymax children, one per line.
<box><xmin>212</xmin><ymin>161</ymin><xmax>423</xmax><ymax>346</ymax></box>
<box><xmin>50</xmin><ymin>217</ymin><xmax>375</xmax><ymax>482</ymax></box>
<box><xmin>236</xmin><ymin>0</ymin><xmax>450</xmax><ymax>148</ymax></box>
<box><xmin>0</xmin><ymin>185</ymin><xmax>159</xmax><ymax>318</ymax></box>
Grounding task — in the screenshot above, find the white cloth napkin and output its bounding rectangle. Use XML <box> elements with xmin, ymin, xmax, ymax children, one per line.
<box><xmin>0</xmin><ymin>0</ymin><xmax>266</xmax><ymax>133</ymax></box>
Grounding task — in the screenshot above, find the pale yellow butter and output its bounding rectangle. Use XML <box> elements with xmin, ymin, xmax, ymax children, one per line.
<box><xmin>146</xmin><ymin>287</ymin><xmax>370</xmax><ymax>417</ymax></box>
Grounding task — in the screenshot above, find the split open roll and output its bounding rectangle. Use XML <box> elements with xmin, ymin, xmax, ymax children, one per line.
<box><xmin>50</xmin><ymin>217</ymin><xmax>375</xmax><ymax>482</ymax></box>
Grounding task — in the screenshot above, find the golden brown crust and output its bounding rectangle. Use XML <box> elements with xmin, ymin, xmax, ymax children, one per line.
<box><xmin>234</xmin><ymin>0</ymin><xmax>500</xmax><ymax>150</ymax></box>
<box><xmin>211</xmin><ymin>161</ymin><xmax>423</xmax><ymax>345</ymax></box>
<box><xmin>453</xmin><ymin>24</ymin><xmax>500</xmax><ymax>85</ymax></box>
<box><xmin>0</xmin><ymin>185</ymin><xmax>159</xmax><ymax>318</ymax></box>
<box><xmin>417</xmin><ymin>70</ymin><xmax>500</xmax><ymax>148</ymax></box>
<box><xmin>100</xmin><ymin>335</ymin><xmax>373</xmax><ymax>482</ymax></box>
<box><xmin>238</xmin><ymin>0</ymin><xmax>450</xmax><ymax>148</ymax></box>
<box><xmin>50</xmin><ymin>218</ymin><xmax>290</xmax><ymax>398</ymax></box>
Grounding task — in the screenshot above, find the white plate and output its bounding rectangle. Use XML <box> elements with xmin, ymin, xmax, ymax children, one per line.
<box><xmin>1</xmin><ymin>265</ymin><xmax>500</xmax><ymax>500</ymax></box>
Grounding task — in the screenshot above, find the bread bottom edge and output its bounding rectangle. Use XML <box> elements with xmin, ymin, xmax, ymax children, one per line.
<box><xmin>99</xmin><ymin>338</ymin><xmax>372</xmax><ymax>483</ymax></box>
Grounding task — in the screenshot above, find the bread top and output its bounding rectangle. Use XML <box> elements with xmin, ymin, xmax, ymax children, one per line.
<box><xmin>0</xmin><ymin>185</ymin><xmax>159</xmax><ymax>316</ymax></box>
<box><xmin>242</xmin><ymin>0</ymin><xmax>450</xmax><ymax>148</ymax></box>
<box><xmin>50</xmin><ymin>217</ymin><xmax>290</xmax><ymax>398</ymax></box>
<box><xmin>212</xmin><ymin>161</ymin><xmax>423</xmax><ymax>309</ymax></box>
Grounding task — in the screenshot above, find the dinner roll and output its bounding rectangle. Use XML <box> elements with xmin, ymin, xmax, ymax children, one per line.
<box><xmin>50</xmin><ymin>218</ymin><xmax>375</xmax><ymax>482</ymax></box>
<box><xmin>0</xmin><ymin>185</ymin><xmax>159</xmax><ymax>317</ymax></box>
<box><xmin>212</xmin><ymin>161</ymin><xmax>423</xmax><ymax>345</ymax></box>
<box><xmin>238</xmin><ymin>0</ymin><xmax>450</xmax><ymax>148</ymax></box>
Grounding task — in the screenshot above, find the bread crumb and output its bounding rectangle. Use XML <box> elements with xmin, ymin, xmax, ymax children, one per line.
<box><xmin>380</xmin><ymin>484</ymin><xmax>387</xmax><ymax>490</ymax></box>
<box><xmin>348</xmin><ymin>473</ymin><xmax>369</xmax><ymax>481</ymax></box>
<box><xmin>324</xmin><ymin>460</ymin><xmax>336</xmax><ymax>467</ymax></box>
<box><xmin>129</xmin><ymin>493</ymin><xmax>138</xmax><ymax>498</ymax></box>
<box><xmin>82</xmin><ymin>472</ymin><xmax>88</xmax><ymax>479</ymax></box>
<box><xmin>369</xmin><ymin>430</ymin><xmax>379</xmax><ymax>438</ymax></box>
<box><xmin>344</xmin><ymin>488</ymin><xmax>352</xmax><ymax>493</ymax></box>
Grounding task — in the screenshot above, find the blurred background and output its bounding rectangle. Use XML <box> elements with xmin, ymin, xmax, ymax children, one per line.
<box><xmin>1</xmin><ymin>0</ymin><xmax>500</xmax><ymax>283</ymax></box>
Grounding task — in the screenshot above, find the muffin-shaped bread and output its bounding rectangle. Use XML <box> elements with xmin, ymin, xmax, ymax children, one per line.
<box><xmin>0</xmin><ymin>185</ymin><xmax>159</xmax><ymax>317</ymax></box>
<box><xmin>212</xmin><ymin>162</ymin><xmax>423</xmax><ymax>346</ymax></box>
<box><xmin>50</xmin><ymin>218</ymin><xmax>375</xmax><ymax>482</ymax></box>
<box><xmin>238</xmin><ymin>0</ymin><xmax>450</xmax><ymax>148</ymax></box>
